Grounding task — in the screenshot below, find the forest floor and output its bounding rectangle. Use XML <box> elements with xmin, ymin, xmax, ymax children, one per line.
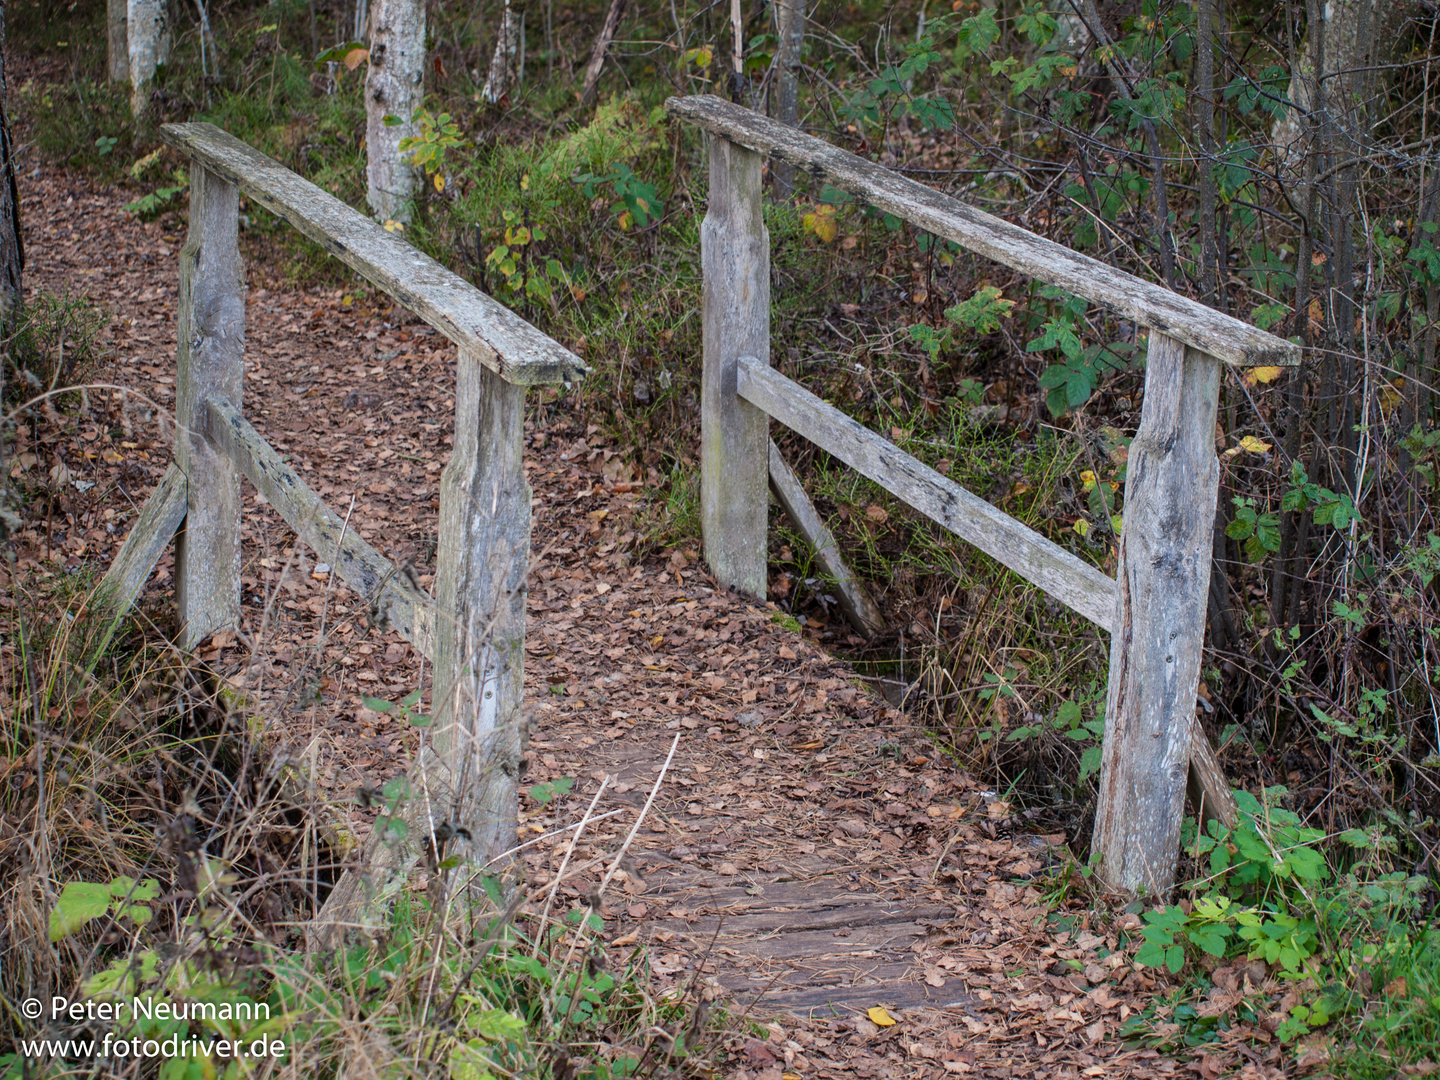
<box><xmin>5</xmin><ymin>162</ymin><xmax>1307</xmax><ymax>1079</ymax></box>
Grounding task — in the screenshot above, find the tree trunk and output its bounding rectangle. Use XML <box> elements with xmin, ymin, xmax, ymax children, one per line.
<box><xmin>107</xmin><ymin>0</ymin><xmax>129</xmax><ymax>82</ymax></box>
<box><xmin>365</xmin><ymin>0</ymin><xmax>426</xmax><ymax>225</ymax></box>
<box><xmin>484</xmin><ymin>0</ymin><xmax>519</xmax><ymax>105</ymax></box>
<box><xmin>770</xmin><ymin>0</ymin><xmax>803</xmax><ymax>194</ymax></box>
<box><xmin>126</xmin><ymin>0</ymin><xmax>171</xmax><ymax>118</ymax></box>
<box><xmin>0</xmin><ymin>0</ymin><xmax>22</xmax><ymax>361</ymax></box>
<box><xmin>1272</xmin><ymin>0</ymin><xmax>1423</xmax><ymax>172</ymax></box>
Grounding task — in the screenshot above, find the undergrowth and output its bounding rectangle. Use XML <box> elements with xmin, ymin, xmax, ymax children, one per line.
<box><xmin>0</xmin><ymin>580</ymin><xmax>721</xmax><ymax>1078</ymax></box>
<box><xmin>9</xmin><ymin>0</ymin><xmax>1440</xmax><ymax>1072</ymax></box>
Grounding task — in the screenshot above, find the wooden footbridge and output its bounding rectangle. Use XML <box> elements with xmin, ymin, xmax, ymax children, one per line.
<box><xmin>97</xmin><ymin>95</ymin><xmax>1295</xmax><ymax>966</ymax></box>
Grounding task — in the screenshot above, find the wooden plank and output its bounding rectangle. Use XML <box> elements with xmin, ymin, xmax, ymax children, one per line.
<box><xmin>666</xmin><ymin>95</ymin><xmax>1297</xmax><ymax>368</ymax></box>
<box><xmin>701</xmin><ymin>136</ymin><xmax>771</xmax><ymax>599</ymax></box>
<box><xmin>175</xmin><ymin>164</ymin><xmax>245</xmax><ymax>651</ymax></box>
<box><xmin>93</xmin><ymin>462</ymin><xmax>186</xmax><ymax>619</ymax></box>
<box><xmin>203</xmin><ymin>397</ymin><xmax>435</xmax><ymax>657</ymax></box>
<box><xmin>1188</xmin><ymin>715</ymin><xmax>1238</xmax><ymax>832</ymax></box>
<box><xmin>769</xmin><ymin>440</ymin><xmax>887</xmax><ymax>637</ymax></box>
<box><xmin>159</xmin><ymin>123</ymin><xmax>587</xmax><ymax>387</ymax></box>
<box><xmin>1091</xmin><ymin>334</ymin><xmax>1220</xmax><ymax>899</ymax></box>
<box><xmin>310</xmin><ymin>358</ymin><xmax>531</xmax><ymax>951</ymax></box>
<box><xmin>430</xmin><ymin>352</ymin><xmax>530</xmax><ymax>864</ymax></box>
<box><xmin>737</xmin><ymin>358</ymin><xmax>1116</xmax><ymax>631</ymax></box>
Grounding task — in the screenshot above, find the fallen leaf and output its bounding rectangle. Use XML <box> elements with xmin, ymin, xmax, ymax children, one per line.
<box><xmin>865</xmin><ymin>504</ymin><xmax>889</xmax><ymax>523</ymax></box>
<box><xmin>1244</xmin><ymin>365</ymin><xmax>1285</xmax><ymax>386</ymax></box>
<box><xmin>867</xmin><ymin>1006</ymin><xmax>896</xmax><ymax>1027</ymax></box>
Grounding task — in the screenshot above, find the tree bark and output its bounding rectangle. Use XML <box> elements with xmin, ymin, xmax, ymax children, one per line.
<box><xmin>108</xmin><ymin>0</ymin><xmax>129</xmax><ymax>82</ymax></box>
<box><xmin>365</xmin><ymin>0</ymin><xmax>426</xmax><ymax>224</ymax></box>
<box><xmin>484</xmin><ymin>0</ymin><xmax>520</xmax><ymax>105</ymax></box>
<box><xmin>1272</xmin><ymin>0</ymin><xmax>1423</xmax><ymax>173</ymax></box>
<box><xmin>770</xmin><ymin>0</ymin><xmax>803</xmax><ymax>195</ymax></box>
<box><xmin>126</xmin><ymin>0</ymin><xmax>171</xmax><ymax>118</ymax></box>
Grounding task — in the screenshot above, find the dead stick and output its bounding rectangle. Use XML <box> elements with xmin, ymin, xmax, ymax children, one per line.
<box><xmin>579</xmin><ymin>0</ymin><xmax>627</xmax><ymax>104</ymax></box>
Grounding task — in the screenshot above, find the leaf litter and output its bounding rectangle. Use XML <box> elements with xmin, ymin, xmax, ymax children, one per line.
<box><xmin>7</xmin><ymin>163</ymin><xmax>1306</xmax><ymax>1079</ymax></box>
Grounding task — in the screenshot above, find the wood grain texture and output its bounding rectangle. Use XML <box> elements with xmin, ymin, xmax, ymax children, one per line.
<box><xmin>94</xmin><ymin>462</ymin><xmax>186</xmax><ymax>619</ymax></box>
<box><xmin>701</xmin><ymin>137</ymin><xmax>771</xmax><ymax>599</ymax></box>
<box><xmin>175</xmin><ymin>164</ymin><xmax>245</xmax><ymax>651</ymax></box>
<box><xmin>430</xmin><ymin>354</ymin><xmax>530</xmax><ymax>865</ymax></box>
<box><xmin>311</xmin><ymin>359</ymin><xmax>530</xmax><ymax>951</ymax></box>
<box><xmin>204</xmin><ymin>398</ymin><xmax>436</xmax><ymax>657</ymax></box>
<box><xmin>769</xmin><ymin>440</ymin><xmax>887</xmax><ymax>637</ymax></box>
<box><xmin>737</xmin><ymin>358</ymin><xmax>1116</xmax><ymax>631</ymax></box>
<box><xmin>159</xmin><ymin>123</ymin><xmax>587</xmax><ymax>387</ymax></box>
<box><xmin>667</xmin><ymin>96</ymin><xmax>1296</xmax><ymax>368</ymax></box>
<box><xmin>1188</xmin><ymin>717</ymin><xmax>1238</xmax><ymax>831</ymax></box>
<box><xmin>1092</xmin><ymin>334</ymin><xmax>1221</xmax><ymax>899</ymax></box>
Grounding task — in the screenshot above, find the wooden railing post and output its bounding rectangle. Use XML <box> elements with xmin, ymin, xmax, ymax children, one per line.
<box><xmin>701</xmin><ymin>134</ymin><xmax>770</xmax><ymax>599</ymax></box>
<box><xmin>1092</xmin><ymin>333</ymin><xmax>1221</xmax><ymax>898</ymax></box>
<box><xmin>430</xmin><ymin>352</ymin><xmax>530</xmax><ymax>867</ymax></box>
<box><xmin>175</xmin><ymin>162</ymin><xmax>245</xmax><ymax>650</ymax></box>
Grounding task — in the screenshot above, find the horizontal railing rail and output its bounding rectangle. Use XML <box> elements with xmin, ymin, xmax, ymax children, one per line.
<box><xmin>736</xmin><ymin>357</ymin><xmax>1116</xmax><ymax>630</ymax></box>
<box><xmin>666</xmin><ymin>93</ymin><xmax>1294</xmax><ymax>899</ymax></box>
<box><xmin>160</xmin><ymin>123</ymin><xmax>588</xmax><ymax>387</ymax></box>
<box><xmin>667</xmin><ymin>95</ymin><xmax>1298</xmax><ymax>369</ymax></box>
<box><xmin>100</xmin><ymin>124</ymin><xmax>583</xmax><ymax>951</ymax></box>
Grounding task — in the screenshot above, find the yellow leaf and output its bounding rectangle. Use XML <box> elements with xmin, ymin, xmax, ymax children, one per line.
<box><xmin>1079</xmin><ymin>470</ymin><xmax>1097</xmax><ymax>491</ymax></box>
<box><xmin>1245</xmin><ymin>365</ymin><xmax>1284</xmax><ymax>386</ymax></box>
<box><xmin>1110</xmin><ymin>514</ymin><xmax>1124</xmax><ymax>535</ymax></box>
<box><xmin>383</xmin><ymin>219</ymin><xmax>405</xmax><ymax>233</ymax></box>
<box><xmin>343</xmin><ymin>46</ymin><xmax>369</xmax><ymax>70</ymax></box>
<box><xmin>1238</xmin><ymin>435</ymin><xmax>1272</xmax><ymax>453</ymax></box>
<box><xmin>682</xmin><ymin>46</ymin><xmax>713</xmax><ymax>67</ymax></box>
<box><xmin>867</xmin><ymin>1007</ymin><xmax>896</xmax><ymax>1027</ymax></box>
<box><xmin>1073</xmin><ymin>518</ymin><xmax>1091</xmax><ymax>537</ymax></box>
<box><xmin>434</xmin><ymin>173</ymin><xmax>446</xmax><ymax>192</ymax></box>
<box><xmin>618</xmin><ymin>210</ymin><xmax>634</xmax><ymax>231</ymax></box>
<box><xmin>802</xmin><ymin>204</ymin><xmax>838</xmax><ymax>242</ymax></box>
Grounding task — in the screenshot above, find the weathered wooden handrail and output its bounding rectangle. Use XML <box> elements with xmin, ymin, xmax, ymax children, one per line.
<box><xmin>159</xmin><ymin>123</ymin><xmax>588</xmax><ymax>387</ymax></box>
<box><xmin>100</xmin><ymin>125</ymin><xmax>584</xmax><ymax>950</ymax></box>
<box><xmin>667</xmin><ymin>95</ymin><xmax>1299</xmax><ymax>369</ymax></box>
<box><xmin>738</xmin><ymin>357</ymin><xmax>1116</xmax><ymax>630</ymax></box>
<box><xmin>666</xmin><ymin>94</ymin><xmax>1294</xmax><ymax>899</ymax></box>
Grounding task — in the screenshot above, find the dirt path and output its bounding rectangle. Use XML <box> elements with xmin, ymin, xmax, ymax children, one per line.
<box><xmin>12</xmin><ymin>164</ymin><xmax>1292</xmax><ymax>1080</ymax></box>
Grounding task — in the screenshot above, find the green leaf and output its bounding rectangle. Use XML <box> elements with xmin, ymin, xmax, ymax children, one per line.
<box><xmin>470</xmin><ymin>1008</ymin><xmax>527</xmax><ymax>1041</ymax></box>
<box><xmin>1187</xmin><ymin>924</ymin><xmax>1230</xmax><ymax>957</ymax></box>
<box><xmin>1134</xmin><ymin>941</ymin><xmax>1167</xmax><ymax>968</ymax></box>
<box><xmin>362</xmin><ymin>696</ymin><xmax>394</xmax><ymax>713</ymax></box>
<box><xmin>50</xmin><ymin>881</ymin><xmax>113</xmax><ymax>941</ymax></box>
<box><xmin>382</xmin><ymin>114</ymin><xmax>403</xmax><ymax>128</ymax></box>
<box><xmin>1078</xmin><ymin>744</ymin><xmax>1102</xmax><ymax>783</ymax></box>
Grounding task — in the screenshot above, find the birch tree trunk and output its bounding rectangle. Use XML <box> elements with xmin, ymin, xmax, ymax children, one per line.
<box><xmin>365</xmin><ymin>0</ymin><xmax>426</xmax><ymax>225</ymax></box>
<box><xmin>483</xmin><ymin>0</ymin><xmax>519</xmax><ymax>105</ymax></box>
<box><xmin>127</xmin><ymin>0</ymin><xmax>171</xmax><ymax>118</ymax></box>
<box><xmin>108</xmin><ymin>0</ymin><xmax>129</xmax><ymax>82</ymax></box>
<box><xmin>1272</xmin><ymin>0</ymin><xmax>1423</xmax><ymax>172</ymax></box>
